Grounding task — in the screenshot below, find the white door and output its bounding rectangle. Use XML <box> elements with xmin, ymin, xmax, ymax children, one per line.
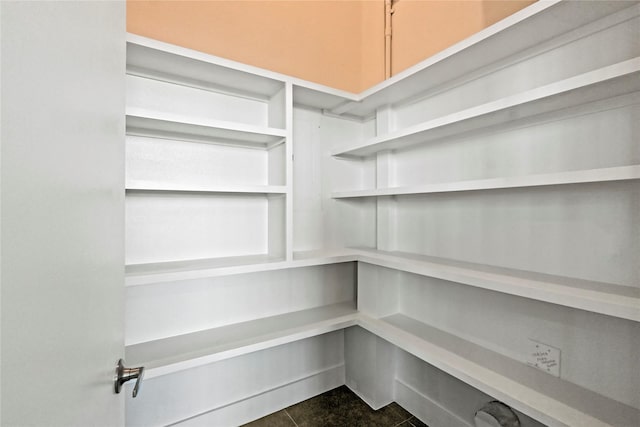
<box><xmin>1</xmin><ymin>2</ymin><xmax>126</xmax><ymax>425</ymax></box>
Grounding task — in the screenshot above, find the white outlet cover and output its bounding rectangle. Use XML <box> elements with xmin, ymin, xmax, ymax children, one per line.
<box><xmin>526</xmin><ymin>339</ymin><xmax>560</xmax><ymax>377</ymax></box>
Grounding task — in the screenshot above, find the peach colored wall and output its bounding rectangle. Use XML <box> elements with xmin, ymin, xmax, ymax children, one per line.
<box><xmin>390</xmin><ymin>0</ymin><xmax>536</xmax><ymax>76</ymax></box>
<box><xmin>127</xmin><ymin>0</ymin><xmax>372</xmax><ymax>93</ymax></box>
<box><xmin>127</xmin><ymin>0</ymin><xmax>534</xmax><ymax>93</ymax></box>
<box><xmin>361</xmin><ymin>1</ymin><xmax>386</xmax><ymax>91</ymax></box>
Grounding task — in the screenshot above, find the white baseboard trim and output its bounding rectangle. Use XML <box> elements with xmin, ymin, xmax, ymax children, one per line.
<box><xmin>171</xmin><ymin>364</ymin><xmax>345</xmax><ymax>426</ymax></box>
<box><xmin>345</xmin><ymin>384</ymin><xmax>391</xmax><ymax>411</ymax></box>
<box><xmin>395</xmin><ymin>378</ymin><xmax>472</xmax><ymax>427</ymax></box>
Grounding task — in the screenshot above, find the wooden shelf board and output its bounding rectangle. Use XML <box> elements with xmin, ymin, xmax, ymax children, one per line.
<box><xmin>125</xmin><ymin>302</ymin><xmax>358</xmax><ymax>379</ymax></box>
<box><xmin>332</xmin><ymin>166</ymin><xmax>640</xmax><ymax>198</ymax></box>
<box><xmin>352</xmin><ymin>249</ymin><xmax>640</xmax><ymax>323</ymax></box>
<box><xmin>126</xmin><ymin>108</ymin><xmax>286</xmax><ymax>149</ymax></box>
<box><xmin>125</xmin><ymin>251</ymin><xmax>358</xmax><ymax>286</ymax></box>
<box><xmin>358</xmin><ymin>314</ymin><xmax>640</xmax><ymax>427</ymax></box>
<box><xmin>126</xmin><ymin>181</ymin><xmax>287</xmax><ymax>195</ymax></box>
<box><xmin>333</xmin><ymin>58</ymin><xmax>640</xmax><ymax>157</ymax></box>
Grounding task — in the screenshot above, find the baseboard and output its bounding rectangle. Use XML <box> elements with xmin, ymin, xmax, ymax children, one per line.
<box><xmin>345</xmin><ymin>383</ymin><xmax>390</xmax><ymax>411</ymax></box>
<box><xmin>172</xmin><ymin>364</ymin><xmax>345</xmax><ymax>426</ymax></box>
<box><xmin>395</xmin><ymin>379</ymin><xmax>472</xmax><ymax>427</ymax></box>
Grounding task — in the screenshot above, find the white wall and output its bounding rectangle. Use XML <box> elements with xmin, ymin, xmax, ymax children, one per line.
<box><xmin>293</xmin><ymin>106</ymin><xmax>377</xmax><ymax>252</ymax></box>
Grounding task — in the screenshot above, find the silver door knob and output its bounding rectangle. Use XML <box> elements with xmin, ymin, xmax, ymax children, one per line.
<box><xmin>114</xmin><ymin>359</ymin><xmax>145</xmax><ymax>398</ymax></box>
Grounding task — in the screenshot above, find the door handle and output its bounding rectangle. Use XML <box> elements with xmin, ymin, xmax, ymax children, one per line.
<box><xmin>114</xmin><ymin>359</ymin><xmax>145</xmax><ymax>398</ymax></box>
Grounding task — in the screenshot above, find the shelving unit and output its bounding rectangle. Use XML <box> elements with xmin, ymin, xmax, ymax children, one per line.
<box><xmin>126</xmin><ymin>302</ymin><xmax>358</xmax><ymax>379</ymax></box>
<box><xmin>123</xmin><ymin>2</ymin><xmax>640</xmax><ymax>425</ymax></box>
<box><xmin>328</xmin><ymin>3</ymin><xmax>638</xmax><ymax>424</ymax></box>
<box><xmin>358</xmin><ymin>314</ymin><xmax>640</xmax><ymax>427</ymax></box>
<box><xmin>332</xmin><ymin>165</ymin><xmax>640</xmax><ymax>198</ymax></box>
<box><xmin>333</xmin><ymin>58</ymin><xmax>640</xmax><ymax>158</ymax></box>
<box><xmin>125</xmin><ymin>34</ymin><xmax>291</xmax><ymax>268</ymax></box>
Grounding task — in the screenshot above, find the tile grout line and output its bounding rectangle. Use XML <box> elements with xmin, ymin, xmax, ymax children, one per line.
<box><xmin>392</xmin><ymin>415</ymin><xmax>416</xmax><ymax>427</ymax></box>
<box><xmin>284</xmin><ymin>409</ymin><xmax>300</xmax><ymax>427</ymax></box>
<box><xmin>390</xmin><ymin>403</ymin><xmax>414</xmax><ymax>427</ymax></box>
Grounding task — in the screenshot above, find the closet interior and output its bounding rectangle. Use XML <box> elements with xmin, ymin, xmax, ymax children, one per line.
<box><xmin>123</xmin><ymin>2</ymin><xmax>640</xmax><ymax>426</ymax></box>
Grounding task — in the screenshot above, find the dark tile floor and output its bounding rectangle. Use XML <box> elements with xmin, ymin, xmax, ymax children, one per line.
<box><xmin>242</xmin><ymin>385</ymin><xmax>428</xmax><ymax>427</ymax></box>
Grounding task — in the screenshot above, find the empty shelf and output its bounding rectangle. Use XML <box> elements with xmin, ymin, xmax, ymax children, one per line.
<box><xmin>352</xmin><ymin>249</ymin><xmax>640</xmax><ymax>323</ymax></box>
<box><xmin>126</xmin><ymin>303</ymin><xmax>359</xmax><ymax>379</ymax></box>
<box><xmin>125</xmin><ymin>251</ymin><xmax>358</xmax><ymax>286</ymax></box>
<box><xmin>358</xmin><ymin>314</ymin><xmax>640</xmax><ymax>427</ymax></box>
<box><xmin>333</xmin><ymin>58</ymin><xmax>640</xmax><ymax>157</ymax></box>
<box><xmin>127</xmin><ymin>34</ymin><xmax>285</xmax><ymax>100</ymax></box>
<box><xmin>332</xmin><ymin>166</ymin><xmax>640</xmax><ymax>198</ymax></box>
<box><xmin>126</xmin><ymin>181</ymin><xmax>287</xmax><ymax>195</ymax></box>
<box><xmin>126</xmin><ymin>108</ymin><xmax>286</xmax><ymax>149</ymax></box>
<box><xmin>127</xmin><ymin>248</ymin><xmax>640</xmax><ymax>322</ymax></box>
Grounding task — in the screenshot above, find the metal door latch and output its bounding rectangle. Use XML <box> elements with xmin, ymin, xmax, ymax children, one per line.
<box><xmin>114</xmin><ymin>359</ymin><xmax>144</xmax><ymax>398</ymax></box>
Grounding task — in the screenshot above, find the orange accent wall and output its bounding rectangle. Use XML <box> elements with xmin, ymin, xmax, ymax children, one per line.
<box><xmin>390</xmin><ymin>0</ymin><xmax>537</xmax><ymax>77</ymax></box>
<box><xmin>127</xmin><ymin>0</ymin><xmax>534</xmax><ymax>93</ymax></box>
<box><xmin>361</xmin><ymin>1</ymin><xmax>386</xmax><ymax>91</ymax></box>
<box><xmin>127</xmin><ymin>0</ymin><xmax>376</xmax><ymax>93</ymax></box>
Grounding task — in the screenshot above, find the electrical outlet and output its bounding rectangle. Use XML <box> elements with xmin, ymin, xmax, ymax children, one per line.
<box><xmin>526</xmin><ymin>339</ymin><xmax>560</xmax><ymax>377</ymax></box>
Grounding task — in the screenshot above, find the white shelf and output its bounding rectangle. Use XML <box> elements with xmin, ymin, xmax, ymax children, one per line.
<box><xmin>352</xmin><ymin>249</ymin><xmax>640</xmax><ymax>323</ymax></box>
<box><xmin>358</xmin><ymin>313</ymin><xmax>640</xmax><ymax>427</ymax></box>
<box><xmin>125</xmin><ymin>250</ymin><xmax>358</xmax><ymax>286</ymax></box>
<box><xmin>127</xmin><ymin>34</ymin><xmax>286</xmax><ymax>101</ymax></box>
<box><xmin>126</xmin><ymin>181</ymin><xmax>287</xmax><ymax>195</ymax></box>
<box><xmin>126</xmin><ymin>247</ymin><xmax>640</xmax><ymax>322</ymax></box>
<box><xmin>332</xmin><ymin>166</ymin><xmax>640</xmax><ymax>198</ymax></box>
<box><xmin>125</xmin><ymin>302</ymin><xmax>358</xmax><ymax>379</ymax></box>
<box><xmin>333</xmin><ymin>58</ymin><xmax>640</xmax><ymax>157</ymax></box>
<box><xmin>126</xmin><ymin>108</ymin><xmax>286</xmax><ymax>149</ymax></box>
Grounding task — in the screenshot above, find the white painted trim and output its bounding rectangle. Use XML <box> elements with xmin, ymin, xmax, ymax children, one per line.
<box><xmin>346</xmin><ymin>384</ymin><xmax>385</xmax><ymax>412</ymax></box>
<box><xmin>285</xmin><ymin>82</ymin><xmax>294</xmax><ymax>261</ymax></box>
<box><xmin>170</xmin><ymin>364</ymin><xmax>345</xmax><ymax>426</ymax></box>
<box><xmin>394</xmin><ymin>379</ymin><xmax>472</xmax><ymax>427</ymax></box>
